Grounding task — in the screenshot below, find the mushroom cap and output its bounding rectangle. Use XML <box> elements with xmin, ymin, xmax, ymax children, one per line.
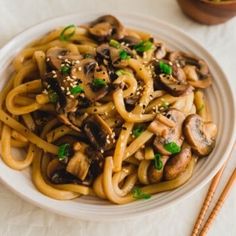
<box><xmin>159</xmin><ymin>74</ymin><xmax>192</xmax><ymax>97</ymax></box>
<box><xmin>164</xmin><ymin>143</ymin><xmax>192</xmax><ymax>180</ymax></box>
<box><xmin>88</xmin><ymin>15</ymin><xmax>125</xmax><ymax>42</ymax></box>
<box><xmin>168</xmin><ymin>51</ymin><xmax>212</xmax><ymax>89</ymax></box>
<box><xmin>46</xmin><ymin>46</ymin><xmax>81</xmax><ymax>70</ymax></box>
<box><xmin>148</xmin><ymin>155</ymin><xmax>169</xmax><ymax>184</ymax></box>
<box><xmin>152</xmin><ymin>109</ymin><xmax>185</xmax><ymax>155</ymax></box>
<box><xmin>183</xmin><ymin>65</ymin><xmax>212</xmax><ymax>89</ymax></box>
<box><xmin>183</xmin><ymin>114</ymin><xmax>217</xmax><ymax>156</ymax></box>
<box><xmin>82</xmin><ymin>114</ymin><xmax>113</xmax><ymax>151</ymax></box>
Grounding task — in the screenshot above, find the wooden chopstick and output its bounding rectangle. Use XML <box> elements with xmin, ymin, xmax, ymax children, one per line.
<box><xmin>191</xmin><ymin>143</ymin><xmax>236</xmax><ymax>236</ymax></box>
<box><xmin>191</xmin><ymin>164</ymin><xmax>226</xmax><ymax>236</ymax></box>
<box><xmin>199</xmin><ymin>168</ymin><xmax>236</xmax><ymax>236</ymax></box>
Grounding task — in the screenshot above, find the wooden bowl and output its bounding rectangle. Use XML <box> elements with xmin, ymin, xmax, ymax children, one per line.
<box><xmin>177</xmin><ymin>0</ymin><xmax>236</xmax><ymax>25</ymax></box>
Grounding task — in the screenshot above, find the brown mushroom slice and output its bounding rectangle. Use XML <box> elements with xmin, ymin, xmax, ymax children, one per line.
<box><xmin>121</xmin><ymin>35</ymin><xmax>142</xmax><ymax>47</ymax></box>
<box><xmin>47</xmin><ymin>159</ymin><xmax>65</xmax><ymax>179</ymax></box>
<box><xmin>159</xmin><ymin>74</ymin><xmax>192</xmax><ymax>97</ymax></box>
<box><xmin>154</xmin><ymin>43</ymin><xmax>166</xmax><ymax>60</ymax></box>
<box><xmin>148</xmin><ymin>155</ymin><xmax>169</xmax><ymax>183</ymax></box>
<box><xmin>152</xmin><ymin>109</ymin><xmax>185</xmax><ymax>155</ymax></box>
<box><xmin>168</xmin><ymin>51</ymin><xmax>209</xmax><ymax>74</ymax></box>
<box><xmin>66</xmin><ymin>151</ymin><xmax>90</xmax><ymax>181</ymax></box>
<box><xmin>58</xmin><ymin>114</ymin><xmax>81</xmax><ymax>132</ymax></box>
<box><xmin>183</xmin><ymin>114</ymin><xmax>217</xmax><ymax>156</ymax></box>
<box><xmin>89</xmin><ymin>15</ymin><xmax>125</xmax><ymax>41</ymax></box>
<box><xmin>70</xmin><ymin>58</ymin><xmax>109</xmax><ymax>102</ymax></box>
<box><xmin>183</xmin><ymin>65</ymin><xmax>212</xmax><ymax>89</ymax></box>
<box><xmin>164</xmin><ymin>143</ymin><xmax>192</xmax><ymax>180</ymax></box>
<box><xmin>82</xmin><ymin>114</ymin><xmax>113</xmax><ymax>151</ymax></box>
<box><xmin>96</xmin><ymin>43</ymin><xmax>132</xmax><ymax>69</ymax></box>
<box><xmin>46</xmin><ymin>46</ymin><xmax>81</xmax><ymax>70</ymax></box>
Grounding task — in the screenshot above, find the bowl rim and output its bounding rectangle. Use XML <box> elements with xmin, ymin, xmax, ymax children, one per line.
<box><xmin>0</xmin><ymin>11</ymin><xmax>235</xmax><ymax>221</ymax></box>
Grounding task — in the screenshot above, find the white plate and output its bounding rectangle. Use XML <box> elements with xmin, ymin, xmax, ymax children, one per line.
<box><xmin>0</xmin><ymin>12</ymin><xmax>235</xmax><ymax>221</ymax></box>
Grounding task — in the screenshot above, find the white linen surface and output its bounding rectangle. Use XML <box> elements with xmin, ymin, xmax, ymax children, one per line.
<box><xmin>0</xmin><ymin>0</ymin><xmax>235</xmax><ymax>235</ymax></box>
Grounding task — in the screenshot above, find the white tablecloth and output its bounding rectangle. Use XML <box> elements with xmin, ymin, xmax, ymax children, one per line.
<box><xmin>0</xmin><ymin>0</ymin><xmax>236</xmax><ymax>235</ymax></box>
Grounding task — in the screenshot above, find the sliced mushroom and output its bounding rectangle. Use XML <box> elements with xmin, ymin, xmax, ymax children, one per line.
<box><xmin>47</xmin><ymin>159</ymin><xmax>65</xmax><ymax>179</ymax></box>
<box><xmin>168</xmin><ymin>51</ymin><xmax>212</xmax><ymax>89</ymax></box>
<box><xmin>82</xmin><ymin>114</ymin><xmax>113</xmax><ymax>151</ymax></box>
<box><xmin>183</xmin><ymin>114</ymin><xmax>217</xmax><ymax>156</ymax></box>
<box><xmin>154</xmin><ymin>43</ymin><xmax>166</xmax><ymax>60</ymax></box>
<box><xmin>96</xmin><ymin>43</ymin><xmax>132</xmax><ymax>69</ymax></box>
<box><xmin>66</xmin><ymin>151</ymin><xmax>90</xmax><ymax>181</ymax></box>
<box><xmin>183</xmin><ymin>65</ymin><xmax>212</xmax><ymax>89</ymax></box>
<box><xmin>121</xmin><ymin>35</ymin><xmax>142</xmax><ymax>47</ymax></box>
<box><xmin>159</xmin><ymin>74</ymin><xmax>192</xmax><ymax>97</ymax></box>
<box><xmin>88</xmin><ymin>15</ymin><xmax>125</xmax><ymax>42</ymax></box>
<box><xmin>71</xmin><ymin>58</ymin><xmax>110</xmax><ymax>101</ymax></box>
<box><xmin>46</xmin><ymin>46</ymin><xmax>81</xmax><ymax>70</ymax></box>
<box><xmin>58</xmin><ymin>114</ymin><xmax>81</xmax><ymax>132</ymax></box>
<box><xmin>85</xmin><ymin>147</ymin><xmax>104</xmax><ymax>178</ymax></box>
<box><xmin>47</xmin><ymin>159</ymin><xmax>87</xmax><ymax>185</ymax></box>
<box><xmin>42</xmin><ymin>71</ymin><xmax>67</xmax><ymax>111</ymax></box>
<box><xmin>164</xmin><ymin>143</ymin><xmax>192</xmax><ymax>180</ymax></box>
<box><xmin>148</xmin><ymin>155</ymin><xmax>169</xmax><ymax>183</ymax></box>
<box><xmin>150</xmin><ymin>109</ymin><xmax>185</xmax><ymax>155</ymax></box>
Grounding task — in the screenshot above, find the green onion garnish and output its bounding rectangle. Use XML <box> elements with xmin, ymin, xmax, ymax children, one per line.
<box><xmin>70</xmin><ymin>85</ymin><xmax>84</xmax><ymax>95</ymax></box>
<box><xmin>153</xmin><ymin>153</ymin><xmax>163</xmax><ymax>170</ymax></box>
<box><xmin>109</xmin><ymin>39</ymin><xmax>121</xmax><ymax>49</ymax></box>
<box><xmin>133</xmin><ymin>126</ymin><xmax>144</xmax><ymax>138</ymax></box>
<box><xmin>134</xmin><ymin>40</ymin><xmax>153</xmax><ymax>52</ymax></box>
<box><xmin>159</xmin><ymin>61</ymin><xmax>172</xmax><ymax>75</ymax></box>
<box><xmin>48</xmin><ymin>90</ymin><xmax>59</xmax><ymax>103</ymax></box>
<box><xmin>132</xmin><ymin>187</ymin><xmax>151</xmax><ymax>200</ymax></box>
<box><xmin>164</xmin><ymin>142</ymin><xmax>181</xmax><ymax>154</ymax></box>
<box><xmin>58</xmin><ymin>143</ymin><xmax>70</xmax><ymax>161</ymax></box>
<box><xmin>59</xmin><ymin>24</ymin><xmax>76</xmax><ymax>41</ymax></box>
<box><xmin>119</xmin><ymin>50</ymin><xmax>131</xmax><ymax>60</ymax></box>
<box><xmin>60</xmin><ymin>65</ymin><xmax>71</xmax><ymax>75</ymax></box>
<box><xmin>115</xmin><ymin>69</ymin><xmax>131</xmax><ymax>76</ymax></box>
<box><xmin>92</xmin><ymin>78</ymin><xmax>107</xmax><ymax>88</ymax></box>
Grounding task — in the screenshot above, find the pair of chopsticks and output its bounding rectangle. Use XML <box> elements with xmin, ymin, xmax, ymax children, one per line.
<box><xmin>191</xmin><ymin>145</ymin><xmax>236</xmax><ymax>236</ymax></box>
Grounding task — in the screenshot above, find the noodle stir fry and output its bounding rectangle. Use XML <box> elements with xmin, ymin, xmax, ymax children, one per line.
<box><xmin>0</xmin><ymin>15</ymin><xmax>217</xmax><ymax>204</ymax></box>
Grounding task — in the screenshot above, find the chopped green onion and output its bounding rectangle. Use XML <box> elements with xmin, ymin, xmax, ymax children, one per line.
<box><xmin>119</xmin><ymin>50</ymin><xmax>131</xmax><ymax>60</ymax></box>
<box><xmin>92</xmin><ymin>78</ymin><xmax>107</xmax><ymax>88</ymax></box>
<box><xmin>58</xmin><ymin>143</ymin><xmax>70</xmax><ymax>161</ymax></box>
<box><xmin>60</xmin><ymin>65</ymin><xmax>71</xmax><ymax>75</ymax></box>
<box><xmin>132</xmin><ymin>187</ymin><xmax>151</xmax><ymax>200</ymax></box>
<box><xmin>133</xmin><ymin>126</ymin><xmax>144</xmax><ymax>138</ymax></box>
<box><xmin>70</xmin><ymin>85</ymin><xmax>84</xmax><ymax>95</ymax></box>
<box><xmin>134</xmin><ymin>40</ymin><xmax>153</xmax><ymax>52</ymax></box>
<box><xmin>115</xmin><ymin>69</ymin><xmax>131</xmax><ymax>76</ymax></box>
<box><xmin>48</xmin><ymin>90</ymin><xmax>59</xmax><ymax>103</ymax></box>
<box><xmin>164</xmin><ymin>142</ymin><xmax>181</xmax><ymax>154</ymax></box>
<box><xmin>109</xmin><ymin>39</ymin><xmax>121</xmax><ymax>49</ymax></box>
<box><xmin>59</xmin><ymin>24</ymin><xmax>76</xmax><ymax>41</ymax></box>
<box><xmin>159</xmin><ymin>61</ymin><xmax>172</xmax><ymax>75</ymax></box>
<box><xmin>153</xmin><ymin>153</ymin><xmax>163</xmax><ymax>170</ymax></box>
